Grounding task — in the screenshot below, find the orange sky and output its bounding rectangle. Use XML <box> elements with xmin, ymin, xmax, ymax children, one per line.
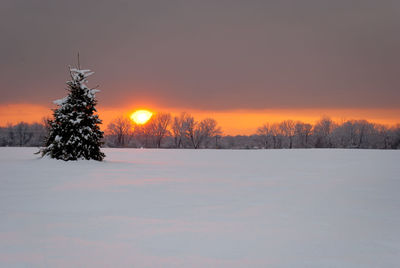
<box><xmin>1</xmin><ymin>103</ymin><xmax>399</xmax><ymax>135</ymax></box>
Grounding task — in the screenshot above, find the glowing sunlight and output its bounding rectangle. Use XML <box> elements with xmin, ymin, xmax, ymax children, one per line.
<box><xmin>130</xmin><ymin>109</ymin><xmax>153</xmax><ymax>125</ymax></box>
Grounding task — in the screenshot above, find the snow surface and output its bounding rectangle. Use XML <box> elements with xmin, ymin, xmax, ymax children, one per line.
<box><xmin>0</xmin><ymin>148</ymin><xmax>399</xmax><ymax>267</ymax></box>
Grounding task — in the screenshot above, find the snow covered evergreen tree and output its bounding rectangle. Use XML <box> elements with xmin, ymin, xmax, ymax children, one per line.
<box><xmin>40</xmin><ymin>67</ymin><xmax>105</xmax><ymax>161</ymax></box>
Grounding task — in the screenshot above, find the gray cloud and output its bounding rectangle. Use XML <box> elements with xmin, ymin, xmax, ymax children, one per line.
<box><xmin>1</xmin><ymin>0</ymin><xmax>399</xmax><ymax>110</ymax></box>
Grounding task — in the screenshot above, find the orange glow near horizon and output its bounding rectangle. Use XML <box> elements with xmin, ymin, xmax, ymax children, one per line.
<box><xmin>130</xmin><ymin>110</ymin><xmax>153</xmax><ymax>125</ymax></box>
<box><xmin>1</xmin><ymin>103</ymin><xmax>400</xmax><ymax>135</ymax></box>
<box><xmin>0</xmin><ymin>104</ymin><xmax>52</xmax><ymax>125</ymax></box>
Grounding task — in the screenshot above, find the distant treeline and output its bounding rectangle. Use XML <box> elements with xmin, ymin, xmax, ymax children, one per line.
<box><xmin>0</xmin><ymin>122</ymin><xmax>47</xmax><ymax>147</ymax></box>
<box><xmin>104</xmin><ymin>113</ymin><xmax>400</xmax><ymax>149</ymax></box>
<box><xmin>2</xmin><ymin>114</ymin><xmax>400</xmax><ymax>149</ymax></box>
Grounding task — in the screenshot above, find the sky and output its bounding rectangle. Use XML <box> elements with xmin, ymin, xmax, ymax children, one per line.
<box><xmin>1</xmin><ymin>0</ymin><xmax>399</xmax><ymax>134</ymax></box>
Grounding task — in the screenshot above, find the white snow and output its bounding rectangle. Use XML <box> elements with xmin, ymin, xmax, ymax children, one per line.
<box><xmin>53</xmin><ymin>96</ymin><xmax>68</xmax><ymax>106</ymax></box>
<box><xmin>70</xmin><ymin>118</ymin><xmax>82</xmax><ymax>125</ymax></box>
<box><xmin>0</xmin><ymin>148</ymin><xmax>399</xmax><ymax>267</ymax></box>
<box><xmin>69</xmin><ymin>68</ymin><xmax>94</xmax><ymax>78</ymax></box>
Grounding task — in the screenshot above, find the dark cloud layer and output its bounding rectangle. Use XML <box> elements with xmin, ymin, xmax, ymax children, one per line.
<box><xmin>1</xmin><ymin>0</ymin><xmax>399</xmax><ymax>110</ymax></box>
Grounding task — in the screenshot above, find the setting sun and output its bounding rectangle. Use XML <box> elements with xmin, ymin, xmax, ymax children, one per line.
<box><xmin>130</xmin><ymin>109</ymin><xmax>153</xmax><ymax>125</ymax></box>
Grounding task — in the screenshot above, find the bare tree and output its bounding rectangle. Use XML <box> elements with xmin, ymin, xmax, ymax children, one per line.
<box><xmin>186</xmin><ymin>117</ymin><xmax>221</xmax><ymax>149</ymax></box>
<box><xmin>353</xmin><ymin>120</ymin><xmax>374</xmax><ymax>148</ymax></box>
<box><xmin>172</xmin><ymin>112</ymin><xmax>192</xmax><ymax>148</ymax></box>
<box><xmin>198</xmin><ymin>118</ymin><xmax>222</xmax><ymax>148</ymax></box>
<box><xmin>28</xmin><ymin>123</ymin><xmax>47</xmax><ymax>146</ymax></box>
<box><xmin>294</xmin><ymin>122</ymin><xmax>312</xmax><ymax>148</ymax></box>
<box><xmin>269</xmin><ymin>123</ymin><xmax>282</xmax><ymax>149</ymax></box>
<box><xmin>185</xmin><ymin>115</ymin><xmax>198</xmax><ymax>149</ymax></box>
<box><xmin>106</xmin><ymin>116</ymin><xmax>133</xmax><ymax>147</ymax></box>
<box><xmin>279</xmin><ymin>120</ymin><xmax>295</xmax><ymax>148</ymax></box>
<box><xmin>257</xmin><ymin>123</ymin><xmax>272</xmax><ymax>148</ymax></box>
<box><xmin>313</xmin><ymin>116</ymin><xmax>335</xmax><ymax>148</ymax></box>
<box><xmin>331</xmin><ymin>119</ymin><xmax>375</xmax><ymax>148</ymax></box>
<box><xmin>13</xmin><ymin>122</ymin><xmax>34</xmax><ymax>146</ymax></box>
<box><xmin>332</xmin><ymin>121</ymin><xmax>354</xmax><ymax>148</ymax></box>
<box><xmin>146</xmin><ymin>112</ymin><xmax>172</xmax><ymax>148</ymax></box>
<box><xmin>375</xmin><ymin>124</ymin><xmax>389</xmax><ymax>149</ymax></box>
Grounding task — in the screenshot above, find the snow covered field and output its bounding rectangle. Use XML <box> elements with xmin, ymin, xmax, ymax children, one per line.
<box><xmin>0</xmin><ymin>148</ymin><xmax>399</xmax><ymax>267</ymax></box>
